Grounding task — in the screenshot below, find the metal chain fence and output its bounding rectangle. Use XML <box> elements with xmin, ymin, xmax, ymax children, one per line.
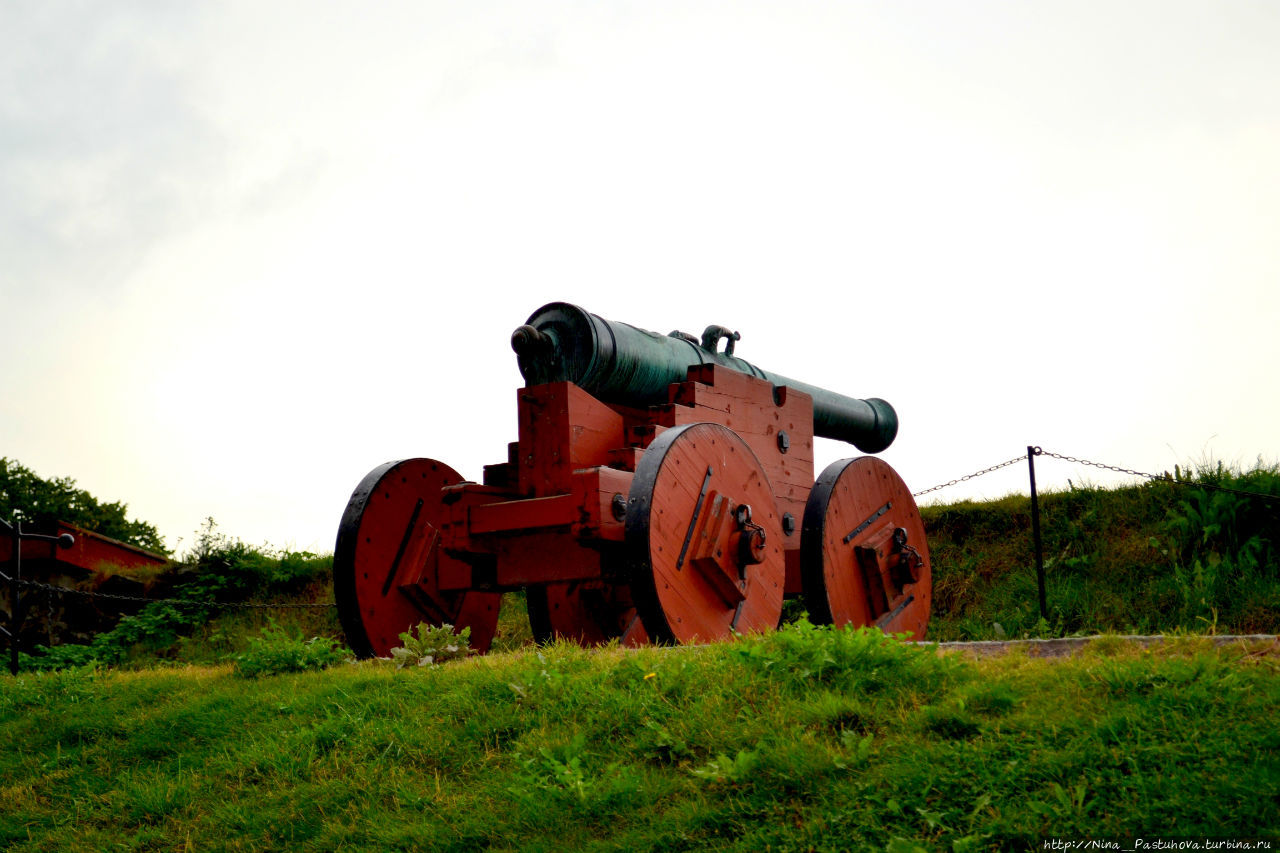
<box><xmin>0</xmin><ymin>570</ymin><xmax>335</xmax><ymax>608</ymax></box>
<box><xmin>911</xmin><ymin>454</ymin><xmax>1028</xmax><ymax>498</ymax></box>
<box><xmin>909</xmin><ymin>445</ymin><xmax>1276</xmax><ymax>623</ymax></box>
<box><xmin>1037</xmin><ymin>448</ymin><xmax>1278</xmax><ymax>502</ymax></box>
<box><xmin>913</xmin><ymin>447</ymin><xmax>1278</xmax><ymax>504</ymax></box>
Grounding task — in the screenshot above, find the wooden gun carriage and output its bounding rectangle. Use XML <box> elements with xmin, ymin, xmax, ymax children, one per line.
<box><xmin>334</xmin><ymin>303</ymin><xmax>931</xmax><ymax>656</ymax></box>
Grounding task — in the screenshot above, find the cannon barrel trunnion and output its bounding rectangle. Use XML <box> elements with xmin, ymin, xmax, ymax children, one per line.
<box><xmin>335</xmin><ymin>303</ymin><xmax>930</xmax><ymax>657</ymax></box>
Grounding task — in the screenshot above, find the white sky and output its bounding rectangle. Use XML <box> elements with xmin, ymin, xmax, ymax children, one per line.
<box><xmin>2</xmin><ymin>1</ymin><xmax>1277</xmax><ymax>555</ymax></box>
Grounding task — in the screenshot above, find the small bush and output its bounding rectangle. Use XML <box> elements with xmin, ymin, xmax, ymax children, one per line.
<box><xmin>233</xmin><ymin>623</ymin><xmax>347</xmax><ymax>677</ymax></box>
<box><xmin>730</xmin><ymin>618</ymin><xmax>956</xmax><ymax>696</ymax></box>
<box><xmin>24</xmin><ymin>520</ymin><xmax>336</xmax><ymax>672</ymax></box>
<box><xmin>389</xmin><ymin>622</ymin><xmax>471</xmax><ymax>668</ymax></box>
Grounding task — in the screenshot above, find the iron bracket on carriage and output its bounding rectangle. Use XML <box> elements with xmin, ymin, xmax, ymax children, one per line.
<box><xmin>333</xmin><ymin>302</ymin><xmax>931</xmax><ymax>657</ymax></box>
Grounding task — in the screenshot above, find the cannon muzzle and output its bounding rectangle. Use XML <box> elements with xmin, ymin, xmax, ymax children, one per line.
<box><xmin>511</xmin><ymin>302</ymin><xmax>897</xmax><ymax>453</ymax></box>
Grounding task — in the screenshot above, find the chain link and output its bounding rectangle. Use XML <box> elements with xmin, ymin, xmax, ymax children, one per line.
<box><xmin>0</xmin><ymin>572</ymin><xmax>335</xmax><ymax>609</ymax></box>
<box><xmin>1036</xmin><ymin>449</ymin><xmax>1167</xmax><ymax>481</ymax></box>
<box><xmin>912</xmin><ymin>454</ymin><xmax>1027</xmax><ymax>498</ymax></box>
<box><xmin>1037</xmin><ymin>448</ymin><xmax>1277</xmax><ymax>501</ymax></box>
<box><xmin>911</xmin><ymin>448</ymin><xmax>1276</xmax><ymax>504</ymax></box>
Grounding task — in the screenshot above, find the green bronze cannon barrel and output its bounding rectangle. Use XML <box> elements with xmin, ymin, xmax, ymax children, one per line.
<box><xmin>510</xmin><ymin>302</ymin><xmax>898</xmax><ymax>453</ymax></box>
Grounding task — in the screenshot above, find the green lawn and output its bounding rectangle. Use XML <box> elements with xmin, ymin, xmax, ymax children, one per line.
<box><xmin>3</xmin><ymin>625</ymin><xmax>1277</xmax><ymax>852</ymax></box>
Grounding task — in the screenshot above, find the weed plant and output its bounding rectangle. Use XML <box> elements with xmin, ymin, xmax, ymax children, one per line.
<box><xmin>388</xmin><ymin>622</ymin><xmax>472</xmax><ymax>668</ymax></box>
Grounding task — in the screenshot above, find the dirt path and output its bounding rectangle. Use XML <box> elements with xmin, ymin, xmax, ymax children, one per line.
<box><xmin>925</xmin><ymin>633</ymin><xmax>1280</xmax><ymax>659</ymax></box>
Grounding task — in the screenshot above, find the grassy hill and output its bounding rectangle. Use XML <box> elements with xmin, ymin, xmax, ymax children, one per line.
<box><xmin>2</xmin><ymin>461</ymin><xmax>1278</xmax><ymax>850</ymax></box>
<box><xmin>2</xmin><ymin>628</ymin><xmax>1277</xmax><ymax>851</ymax></box>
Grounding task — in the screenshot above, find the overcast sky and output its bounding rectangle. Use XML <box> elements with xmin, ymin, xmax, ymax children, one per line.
<box><xmin>3</xmin><ymin>1</ymin><xmax>1277</xmax><ymax>555</ymax></box>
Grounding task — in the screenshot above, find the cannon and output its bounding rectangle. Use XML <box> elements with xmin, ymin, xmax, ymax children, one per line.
<box><xmin>334</xmin><ymin>303</ymin><xmax>931</xmax><ymax>657</ymax></box>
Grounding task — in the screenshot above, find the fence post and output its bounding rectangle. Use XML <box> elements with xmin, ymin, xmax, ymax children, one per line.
<box><xmin>1027</xmin><ymin>446</ymin><xmax>1048</xmax><ymax>621</ymax></box>
<box><xmin>3</xmin><ymin>520</ymin><xmax>75</xmax><ymax>675</ymax></box>
<box><xmin>7</xmin><ymin>519</ymin><xmax>21</xmax><ymax>675</ymax></box>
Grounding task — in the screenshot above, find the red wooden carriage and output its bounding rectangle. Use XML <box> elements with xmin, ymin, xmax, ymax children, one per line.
<box><xmin>334</xmin><ymin>303</ymin><xmax>930</xmax><ymax>656</ymax></box>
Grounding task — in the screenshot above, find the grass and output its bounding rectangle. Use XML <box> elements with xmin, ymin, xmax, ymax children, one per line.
<box><xmin>1</xmin><ymin>625</ymin><xmax>1277</xmax><ymax>851</ymax></box>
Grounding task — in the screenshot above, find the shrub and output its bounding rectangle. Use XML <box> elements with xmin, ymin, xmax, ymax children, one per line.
<box><xmin>23</xmin><ymin>521</ymin><xmax>336</xmax><ymax>672</ymax></box>
<box><xmin>233</xmin><ymin>622</ymin><xmax>347</xmax><ymax>677</ymax></box>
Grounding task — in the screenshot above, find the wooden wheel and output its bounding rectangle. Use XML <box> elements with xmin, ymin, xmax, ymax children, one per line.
<box><xmin>334</xmin><ymin>458</ymin><xmax>500</xmax><ymax>657</ymax></box>
<box><xmin>801</xmin><ymin>457</ymin><xmax>931</xmax><ymax>638</ymax></box>
<box><xmin>626</xmin><ymin>422</ymin><xmax>785</xmax><ymax>645</ymax></box>
<box><xmin>526</xmin><ymin>580</ymin><xmax>649</xmax><ymax>647</ymax></box>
